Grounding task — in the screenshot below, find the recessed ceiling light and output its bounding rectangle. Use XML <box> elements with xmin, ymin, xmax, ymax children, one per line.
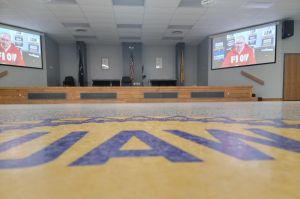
<box><xmin>75</xmin><ymin>28</ymin><xmax>87</xmax><ymax>33</ymax></box>
<box><xmin>172</xmin><ymin>31</ymin><xmax>183</xmax><ymax>35</ymax></box>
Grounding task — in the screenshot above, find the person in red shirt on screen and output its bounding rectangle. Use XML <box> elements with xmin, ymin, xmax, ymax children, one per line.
<box><xmin>222</xmin><ymin>35</ymin><xmax>256</xmax><ymax>67</ymax></box>
<box><xmin>0</xmin><ymin>32</ymin><xmax>25</xmax><ymax>66</ymax></box>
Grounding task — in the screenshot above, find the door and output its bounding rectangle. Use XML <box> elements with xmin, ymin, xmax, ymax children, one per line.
<box><xmin>284</xmin><ymin>54</ymin><xmax>300</xmax><ymax>100</ymax></box>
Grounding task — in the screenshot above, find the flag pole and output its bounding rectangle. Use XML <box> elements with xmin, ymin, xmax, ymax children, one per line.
<box><xmin>180</xmin><ymin>50</ymin><xmax>184</xmax><ymax>86</ymax></box>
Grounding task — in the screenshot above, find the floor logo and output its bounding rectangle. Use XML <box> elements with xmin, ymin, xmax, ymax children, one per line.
<box><xmin>1</xmin><ymin>116</ymin><xmax>300</xmax><ymax>169</ymax></box>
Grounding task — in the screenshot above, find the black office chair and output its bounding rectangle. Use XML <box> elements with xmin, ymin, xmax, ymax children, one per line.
<box><xmin>63</xmin><ymin>76</ymin><xmax>75</xmax><ymax>86</ymax></box>
<box><xmin>121</xmin><ymin>76</ymin><xmax>132</xmax><ymax>86</ymax></box>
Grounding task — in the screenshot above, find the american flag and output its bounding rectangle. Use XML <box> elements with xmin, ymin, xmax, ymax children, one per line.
<box><xmin>129</xmin><ymin>51</ymin><xmax>135</xmax><ymax>82</ymax></box>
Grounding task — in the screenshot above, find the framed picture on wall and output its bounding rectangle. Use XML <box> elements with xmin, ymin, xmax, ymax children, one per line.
<box><xmin>101</xmin><ymin>57</ymin><xmax>109</xmax><ymax>69</ymax></box>
<box><xmin>155</xmin><ymin>57</ymin><xmax>163</xmax><ymax>69</ymax></box>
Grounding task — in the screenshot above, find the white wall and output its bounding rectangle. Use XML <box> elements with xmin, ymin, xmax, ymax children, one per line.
<box><xmin>59</xmin><ymin>44</ymin><xmax>199</xmax><ymax>86</ymax></box>
<box><xmin>59</xmin><ymin>44</ymin><xmax>77</xmax><ymax>86</ymax></box>
<box><xmin>206</xmin><ymin>21</ymin><xmax>300</xmax><ymax>98</ymax></box>
<box><xmin>45</xmin><ymin>35</ymin><xmax>60</xmax><ymax>86</ymax></box>
<box><xmin>0</xmin><ymin>65</ymin><xmax>47</xmax><ymax>86</ymax></box>
<box><xmin>283</xmin><ymin>20</ymin><xmax>300</xmax><ymax>53</ymax></box>
<box><xmin>185</xmin><ymin>46</ymin><xmax>198</xmax><ymax>86</ymax></box>
<box><xmin>197</xmin><ymin>40</ymin><xmax>209</xmax><ymax>86</ymax></box>
<box><xmin>0</xmin><ymin>34</ymin><xmax>48</xmax><ymax>87</ymax></box>
<box><xmin>88</xmin><ymin>45</ymin><xmax>123</xmax><ymax>86</ymax></box>
<box><xmin>143</xmin><ymin>45</ymin><xmax>176</xmax><ymax>82</ymax></box>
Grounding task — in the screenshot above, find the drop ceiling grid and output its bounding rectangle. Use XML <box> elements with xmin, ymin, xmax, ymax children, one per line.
<box><xmin>1</xmin><ymin>0</ymin><xmax>300</xmax><ymax>44</ymax></box>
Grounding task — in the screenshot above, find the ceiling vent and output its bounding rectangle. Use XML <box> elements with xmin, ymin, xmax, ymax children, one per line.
<box><xmin>75</xmin><ymin>28</ymin><xmax>88</xmax><ymax>33</ymax></box>
<box><xmin>172</xmin><ymin>30</ymin><xmax>184</xmax><ymax>35</ymax></box>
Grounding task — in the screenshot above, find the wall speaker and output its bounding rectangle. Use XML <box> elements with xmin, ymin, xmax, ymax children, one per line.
<box><xmin>282</xmin><ymin>20</ymin><xmax>294</xmax><ymax>39</ymax></box>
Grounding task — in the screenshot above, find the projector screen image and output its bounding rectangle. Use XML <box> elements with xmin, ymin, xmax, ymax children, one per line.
<box><xmin>0</xmin><ymin>24</ymin><xmax>42</xmax><ymax>69</ymax></box>
<box><xmin>211</xmin><ymin>24</ymin><xmax>276</xmax><ymax>70</ymax></box>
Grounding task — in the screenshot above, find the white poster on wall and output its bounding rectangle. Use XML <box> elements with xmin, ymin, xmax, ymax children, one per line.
<box><xmin>156</xmin><ymin>57</ymin><xmax>162</xmax><ymax>69</ymax></box>
<box><xmin>101</xmin><ymin>58</ymin><xmax>109</xmax><ymax>69</ymax></box>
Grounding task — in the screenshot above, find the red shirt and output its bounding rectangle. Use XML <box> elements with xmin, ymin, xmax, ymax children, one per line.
<box><xmin>0</xmin><ymin>44</ymin><xmax>25</xmax><ymax>66</ymax></box>
<box><xmin>222</xmin><ymin>45</ymin><xmax>256</xmax><ymax>67</ymax></box>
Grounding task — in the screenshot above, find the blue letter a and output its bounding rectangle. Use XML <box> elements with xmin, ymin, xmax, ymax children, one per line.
<box><xmin>166</xmin><ymin>129</ymin><xmax>274</xmax><ymax>161</ymax></box>
<box><xmin>167</xmin><ymin>128</ymin><xmax>300</xmax><ymax>161</ymax></box>
<box><xmin>70</xmin><ymin>130</ymin><xmax>201</xmax><ymax>166</ymax></box>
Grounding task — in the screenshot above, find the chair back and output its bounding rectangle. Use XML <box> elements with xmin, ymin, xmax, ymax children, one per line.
<box><xmin>121</xmin><ymin>76</ymin><xmax>132</xmax><ymax>86</ymax></box>
<box><xmin>63</xmin><ymin>76</ymin><xmax>75</xmax><ymax>86</ymax></box>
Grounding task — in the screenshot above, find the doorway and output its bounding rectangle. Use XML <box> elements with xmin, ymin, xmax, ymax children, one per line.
<box><xmin>284</xmin><ymin>54</ymin><xmax>300</xmax><ymax>100</ymax></box>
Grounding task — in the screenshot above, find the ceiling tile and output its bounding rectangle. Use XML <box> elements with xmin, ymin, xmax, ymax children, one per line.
<box><xmin>142</xmin><ymin>32</ymin><xmax>163</xmax><ymax>38</ymax></box>
<box><xmin>1</xmin><ymin>0</ymin><xmax>298</xmax><ymax>44</ymax></box>
<box><xmin>76</xmin><ymin>0</ymin><xmax>112</xmax><ymax>6</ymax></box>
<box><xmin>168</xmin><ymin>25</ymin><xmax>194</xmax><ymax>30</ymax></box>
<box><xmin>144</xmin><ymin>7</ymin><xmax>176</xmax><ymax>16</ymax></box>
<box><xmin>119</xmin><ymin>36</ymin><xmax>141</xmax><ymax>40</ymax></box>
<box><xmin>169</xmin><ymin>18</ymin><xmax>198</xmax><ymax>25</ymax></box>
<box><xmin>47</xmin><ymin>4</ymin><xmax>81</xmax><ymax>11</ymax></box>
<box><xmin>179</xmin><ymin>0</ymin><xmax>205</xmax><ymax>7</ymax></box>
<box><xmin>118</xmin><ymin>28</ymin><xmax>142</xmax><ymax>37</ymax></box>
<box><xmin>115</xmin><ymin>17</ymin><xmax>143</xmax><ymax>24</ymax></box>
<box><xmin>90</xmin><ymin>23</ymin><xmax>116</xmax><ymax>29</ymax></box>
<box><xmin>117</xmin><ymin>24</ymin><xmax>142</xmax><ymax>28</ymax></box>
<box><xmin>62</xmin><ymin>22</ymin><xmax>90</xmax><ymax>28</ymax></box>
<box><xmin>44</xmin><ymin>0</ymin><xmax>77</xmax><ymax>5</ymax></box>
<box><xmin>162</xmin><ymin>36</ymin><xmax>183</xmax><ymax>40</ymax></box>
<box><xmin>143</xmin><ymin>17</ymin><xmax>172</xmax><ymax>25</ymax></box>
<box><xmin>113</xmin><ymin>6</ymin><xmax>144</xmax><ymax>14</ymax></box>
<box><xmin>80</xmin><ymin>5</ymin><xmax>114</xmax><ymax>18</ymax></box>
<box><xmin>145</xmin><ymin>0</ymin><xmax>181</xmax><ymax>8</ymax></box>
<box><xmin>74</xmin><ymin>35</ymin><xmax>97</xmax><ymax>39</ymax></box>
<box><xmin>112</xmin><ymin>0</ymin><xmax>145</xmax><ymax>6</ymax></box>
